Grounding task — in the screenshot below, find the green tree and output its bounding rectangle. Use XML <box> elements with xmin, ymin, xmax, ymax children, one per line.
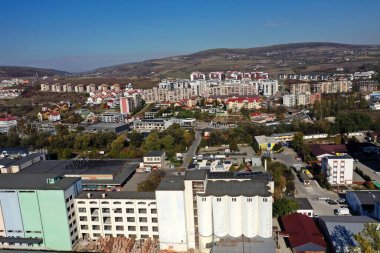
<box><xmin>354</xmin><ymin>223</ymin><xmax>380</xmax><ymax>253</ymax></box>
<box><xmin>273</xmin><ymin>198</ymin><xmax>299</xmax><ymax>217</ymax></box>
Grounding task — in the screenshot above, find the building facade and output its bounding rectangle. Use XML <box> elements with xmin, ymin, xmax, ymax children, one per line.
<box><xmin>321</xmin><ymin>155</ymin><xmax>354</xmax><ymax>185</ymax></box>
<box><xmin>0</xmin><ymin>174</ymin><xmax>82</xmax><ymax>251</ymax></box>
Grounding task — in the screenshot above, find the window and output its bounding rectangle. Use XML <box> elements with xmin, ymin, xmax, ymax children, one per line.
<box><xmin>152</xmin><ymin>218</ymin><xmax>158</xmax><ymax>223</ymax></box>
<box><xmin>115</xmin><ymin>217</ymin><xmax>123</xmax><ymax>222</ymax></box>
<box><xmin>127</xmin><ymin>217</ymin><xmax>135</xmax><ymax>222</ymax></box>
<box><xmin>141</xmin><ymin>234</ymin><xmax>149</xmax><ymax>238</ymax></box>
<box><xmin>104</xmin><ymin>225</ymin><xmax>112</xmax><ymax>231</ymax></box>
<box><xmin>151</xmin><ymin>209</ymin><xmax>157</xmax><ymax>214</ymax></box>
<box><xmin>153</xmin><ymin>226</ymin><xmax>158</xmax><ymax>232</ymax></box>
<box><xmin>138</xmin><ymin>208</ymin><xmax>147</xmax><ymax>214</ymax></box>
<box><xmin>126</xmin><ymin>208</ymin><xmax>134</xmax><ymax>213</ymax></box>
<box><xmin>128</xmin><ymin>226</ymin><xmax>136</xmax><ymax>231</ymax></box>
<box><xmin>77</xmin><ymin>201</ymin><xmax>85</xmax><ymax>204</ymax></box>
<box><xmin>138</xmin><ymin>202</ymin><xmax>146</xmax><ymax>205</ymax></box>
<box><xmin>126</xmin><ymin>201</ymin><xmax>133</xmax><ymax>205</ymax></box>
<box><xmin>102</xmin><ymin>208</ymin><xmax>110</xmax><ymax>213</ymax></box>
<box><xmin>79</xmin><ymin>208</ymin><xmax>86</xmax><ymax>213</ymax></box>
<box><xmin>202</xmin><ymin>198</ymin><xmax>206</xmax><ymax>202</ymax></box>
<box><xmin>93</xmin><ymin>233</ymin><xmax>101</xmax><ymax>237</ymax></box>
<box><xmin>263</xmin><ymin>198</ymin><xmax>267</xmax><ymax>202</ymax></box>
<box><xmin>101</xmin><ymin>201</ymin><xmax>109</xmax><ymax>204</ymax></box>
<box><xmin>116</xmin><ymin>226</ymin><xmax>124</xmax><ymax>231</ymax></box>
<box><xmin>217</xmin><ymin>198</ymin><xmax>221</xmax><ymax>202</ymax></box>
<box><xmin>247</xmin><ymin>198</ymin><xmax>252</xmax><ymax>202</ymax></box>
<box><xmin>140</xmin><ymin>226</ymin><xmax>148</xmax><ymax>231</ymax></box>
<box><xmin>89</xmin><ymin>201</ymin><xmax>97</xmax><ymax>204</ymax></box>
<box><xmin>139</xmin><ymin>217</ymin><xmax>147</xmax><ymax>223</ymax></box>
<box><xmin>92</xmin><ymin>225</ymin><xmax>100</xmax><ymax>230</ymax></box>
<box><xmin>114</xmin><ymin>208</ymin><xmax>122</xmax><ymax>213</ymax></box>
<box><xmin>113</xmin><ymin>201</ymin><xmax>121</xmax><ymax>205</ymax></box>
<box><xmin>232</xmin><ymin>198</ymin><xmax>236</xmax><ymax>202</ymax></box>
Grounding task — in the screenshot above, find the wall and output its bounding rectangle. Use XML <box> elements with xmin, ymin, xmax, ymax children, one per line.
<box><xmin>0</xmin><ymin>190</ymin><xmax>24</xmax><ymax>238</ymax></box>
<box><xmin>18</xmin><ymin>191</ymin><xmax>45</xmax><ymax>244</ymax></box>
<box><xmin>37</xmin><ymin>190</ymin><xmax>72</xmax><ymax>251</ymax></box>
<box><xmin>156</xmin><ymin>190</ymin><xmax>188</xmax><ymax>252</ymax></box>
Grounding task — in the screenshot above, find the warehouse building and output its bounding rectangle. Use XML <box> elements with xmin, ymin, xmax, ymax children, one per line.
<box><xmin>0</xmin><ymin>174</ymin><xmax>82</xmax><ymax>251</ymax></box>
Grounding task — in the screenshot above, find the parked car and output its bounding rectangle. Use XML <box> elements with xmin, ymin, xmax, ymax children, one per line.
<box><xmin>337</xmin><ymin>198</ymin><xmax>346</xmax><ymax>204</ymax></box>
<box><xmin>326</xmin><ymin>200</ymin><xmax>338</xmax><ymax>205</ymax></box>
<box><xmin>334</xmin><ymin>208</ymin><xmax>350</xmax><ymax>215</ymax></box>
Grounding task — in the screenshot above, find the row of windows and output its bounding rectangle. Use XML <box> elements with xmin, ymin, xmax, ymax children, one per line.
<box><xmin>79</xmin><ymin>216</ymin><xmax>158</xmax><ymax>223</ymax></box>
<box><xmin>89</xmin><ymin>233</ymin><xmax>158</xmax><ymax>238</ymax></box>
<box><xmin>206</xmin><ymin>197</ymin><xmax>267</xmax><ymax>202</ymax></box>
<box><xmin>77</xmin><ymin>201</ymin><xmax>156</xmax><ymax>205</ymax></box>
<box><xmin>79</xmin><ymin>208</ymin><xmax>157</xmax><ymax>214</ymax></box>
<box><xmin>82</xmin><ymin>225</ymin><xmax>158</xmax><ymax>232</ymax></box>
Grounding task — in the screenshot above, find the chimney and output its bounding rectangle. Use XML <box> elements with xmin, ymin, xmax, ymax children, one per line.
<box><xmin>87</xmin><ymin>193</ymin><xmax>92</xmax><ymax>198</ymax></box>
<box><xmin>102</xmin><ymin>193</ymin><xmax>106</xmax><ymax>199</ymax></box>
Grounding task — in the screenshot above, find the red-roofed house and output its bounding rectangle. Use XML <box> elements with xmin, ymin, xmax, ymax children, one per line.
<box><xmin>226</xmin><ymin>96</ymin><xmax>262</xmax><ymax>111</ymax></box>
<box><xmin>281</xmin><ymin>213</ymin><xmax>326</xmax><ymax>253</ymax></box>
<box><xmin>0</xmin><ymin>117</ymin><xmax>17</xmax><ymax>133</ymax></box>
<box><xmin>310</xmin><ymin>144</ymin><xmax>348</xmax><ymax>161</ymax></box>
<box><xmin>250</xmin><ymin>112</ymin><xmax>276</xmax><ymax>123</ymax></box>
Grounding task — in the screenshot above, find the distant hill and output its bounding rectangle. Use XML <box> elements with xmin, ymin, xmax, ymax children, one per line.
<box><xmin>0</xmin><ymin>66</ymin><xmax>69</xmax><ymax>78</ymax></box>
<box><xmin>90</xmin><ymin>42</ymin><xmax>380</xmax><ymax>78</ymax></box>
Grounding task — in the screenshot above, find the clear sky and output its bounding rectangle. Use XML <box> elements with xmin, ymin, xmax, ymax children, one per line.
<box><xmin>1</xmin><ymin>0</ymin><xmax>380</xmax><ymax>72</ymax></box>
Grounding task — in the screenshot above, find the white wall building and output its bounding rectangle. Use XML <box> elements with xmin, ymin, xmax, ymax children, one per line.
<box><xmin>75</xmin><ymin>192</ymin><xmax>159</xmax><ymax>240</ymax></box>
<box><xmin>0</xmin><ymin>117</ymin><xmax>17</xmax><ymax>134</ymax></box>
<box><xmin>259</xmin><ymin>79</ymin><xmax>278</xmax><ymax>96</ymax></box>
<box><xmin>321</xmin><ymin>155</ymin><xmax>354</xmax><ymax>185</ymax></box>
<box><xmin>155</xmin><ymin>170</ymin><xmax>274</xmax><ymax>253</ymax></box>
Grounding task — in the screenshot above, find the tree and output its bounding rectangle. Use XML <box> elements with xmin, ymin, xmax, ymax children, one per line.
<box><xmin>354</xmin><ymin>223</ymin><xmax>380</xmax><ymax>253</ymax></box>
<box><xmin>272</xmin><ymin>143</ymin><xmax>283</xmax><ymax>153</ymax></box>
<box><xmin>273</xmin><ymin>198</ymin><xmax>299</xmax><ymax>217</ymax></box>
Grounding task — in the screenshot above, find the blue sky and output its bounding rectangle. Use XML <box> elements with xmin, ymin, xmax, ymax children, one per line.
<box><xmin>1</xmin><ymin>0</ymin><xmax>380</xmax><ymax>72</ymax></box>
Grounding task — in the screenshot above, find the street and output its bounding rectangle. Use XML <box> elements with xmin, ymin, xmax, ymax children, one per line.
<box><xmin>273</xmin><ymin>147</ymin><xmax>340</xmax><ymax>216</ymax></box>
<box><xmin>181</xmin><ymin>130</ymin><xmax>202</xmax><ymax>169</ymax></box>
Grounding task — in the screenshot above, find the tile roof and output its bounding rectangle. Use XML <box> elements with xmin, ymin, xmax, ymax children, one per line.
<box><xmin>310</xmin><ymin>144</ymin><xmax>348</xmax><ymax>157</ymax></box>
<box><xmin>281</xmin><ymin>213</ymin><xmax>326</xmax><ymax>250</ymax></box>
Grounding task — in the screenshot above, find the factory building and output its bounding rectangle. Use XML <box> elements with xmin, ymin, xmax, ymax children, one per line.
<box><xmin>0</xmin><ymin>174</ymin><xmax>82</xmax><ymax>251</ymax></box>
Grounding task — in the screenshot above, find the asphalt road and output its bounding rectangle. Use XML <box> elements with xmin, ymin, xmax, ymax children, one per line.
<box><xmin>273</xmin><ymin>147</ymin><xmax>340</xmax><ymax>216</ymax></box>
<box><xmin>181</xmin><ymin>130</ymin><xmax>202</xmax><ymax>169</ymax></box>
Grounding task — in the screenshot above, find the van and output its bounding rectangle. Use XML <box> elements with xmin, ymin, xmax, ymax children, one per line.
<box><xmin>334</xmin><ymin>208</ymin><xmax>350</xmax><ymax>216</ymax></box>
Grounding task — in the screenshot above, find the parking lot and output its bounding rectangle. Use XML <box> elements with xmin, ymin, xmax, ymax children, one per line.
<box><xmin>273</xmin><ymin>147</ymin><xmax>342</xmax><ymax>216</ymax></box>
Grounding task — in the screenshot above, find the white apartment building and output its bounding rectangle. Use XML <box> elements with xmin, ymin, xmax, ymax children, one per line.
<box><xmin>133</xmin><ymin>118</ymin><xmax>173</xmax><ymax>132</ymax></box>
<box><xmin>259</xmin><ymin>79</ymin><xmax>278</xmax><ymax>96</ymax></box>
<box><xmin>290</xmin><ymin>83</ymin><xmax>310</xmax><ymax>94</ymax></box>
<box><xmin>321</xmin><ymin>155</ymin><xmax>354</xmax><ymax>185</ymax></box>
<box><xmin>75</xmin><ymin>192</ymin><xmax>159</xmax><ymax>240</ymax></box>
<box><xmin>0</xmin><ymin>117</ymin><xmax>17</xmax><ymax>134</ymax></box>
<box><xmin>283</xmin><ymin>93</ymin><xmax>310</xmax><ymax>107</ymax></box>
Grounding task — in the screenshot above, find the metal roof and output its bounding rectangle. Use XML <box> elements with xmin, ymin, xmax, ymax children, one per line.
<box><xmin>0</xmin><ymin>174</ymin><xmax>80</xmax><ymax>191</ymax></box>
<box><xmin>200</xmin><ymin>180</ymin><xmax>271</xmax><ymax>197</ymax></box>
<box><xmin>348</xmin><ymin>190</ymin><xmax>380</xmax><ymax>205</ymax></box>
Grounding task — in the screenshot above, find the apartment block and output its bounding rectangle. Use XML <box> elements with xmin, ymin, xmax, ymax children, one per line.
<box><xmin>321</xmin><ymin>155</ymin><xmax>354</xmax><ymax>185</ymax></box>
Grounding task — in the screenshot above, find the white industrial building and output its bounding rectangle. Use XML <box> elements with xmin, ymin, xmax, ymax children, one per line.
<box><xmin>321</xmin><ymin>155</ymin><xmax>354</xmax><ymax>185</ymax></box>
<box><xmin>156</xmin><ymin>170</ymin><xmax>274</xmax><ymax>252</ymax></box>
<box><xmin>74</xmin><ymin>191</ymin><xmax>159</xmax><ymax>240</ymax></box>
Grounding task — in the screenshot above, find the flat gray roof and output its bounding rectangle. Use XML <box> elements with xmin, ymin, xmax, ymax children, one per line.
<box><xmin>0</xmin><ymin>174</ymin><xmax>80</xmax><ymax>191</ymax></box>
<box><xmin>319</xmin><ymin>215</ymin><xmax>378</xmax><ymax>223</ymax></box>
<box><xmin>200</xmin><ymin>180</ymin><xmax>271</xmax><ymax>197</ymax></box>
<box><xmin>19</xmin><ymin>159</ymin><xmax>140</xmax><ymax>186</ymax></box>
<box><xmin>209</xmin><ymin>236</ymin><xmax>275</xmax><ymax>253</ymax></box>
<box><xmin>157</xmin><ymin>175</ymin><xmax>185</xmax><ymax>191</ymax></box>
<box><xmin>185</xmin><ymin>169</ymin><xmax>208</xmax><ymax>180</ymax></box>
<box><xmin>76</xmin><ymin>191</ymin><xmax>155</xmax><ymax>200</ymax></box>
<box><xmin>347</xmin><ymin>190</ymin><xmax>380</xmax><ymax>205</ymax></box>
<box><xmin>5</xmin><ymin>153</ymin><xmax>45</xmax><ymax>167</ymax></box>
<box><xmin>294</xmin><ymin>198</ymin><xmax>313</xmax><ymax>210</ymax></box>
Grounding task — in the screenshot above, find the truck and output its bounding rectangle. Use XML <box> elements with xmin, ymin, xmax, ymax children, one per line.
<box><xmin>334</xmin><ymin>208</ymin><xmax>350</xmax><ymax>216</ymax></box>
